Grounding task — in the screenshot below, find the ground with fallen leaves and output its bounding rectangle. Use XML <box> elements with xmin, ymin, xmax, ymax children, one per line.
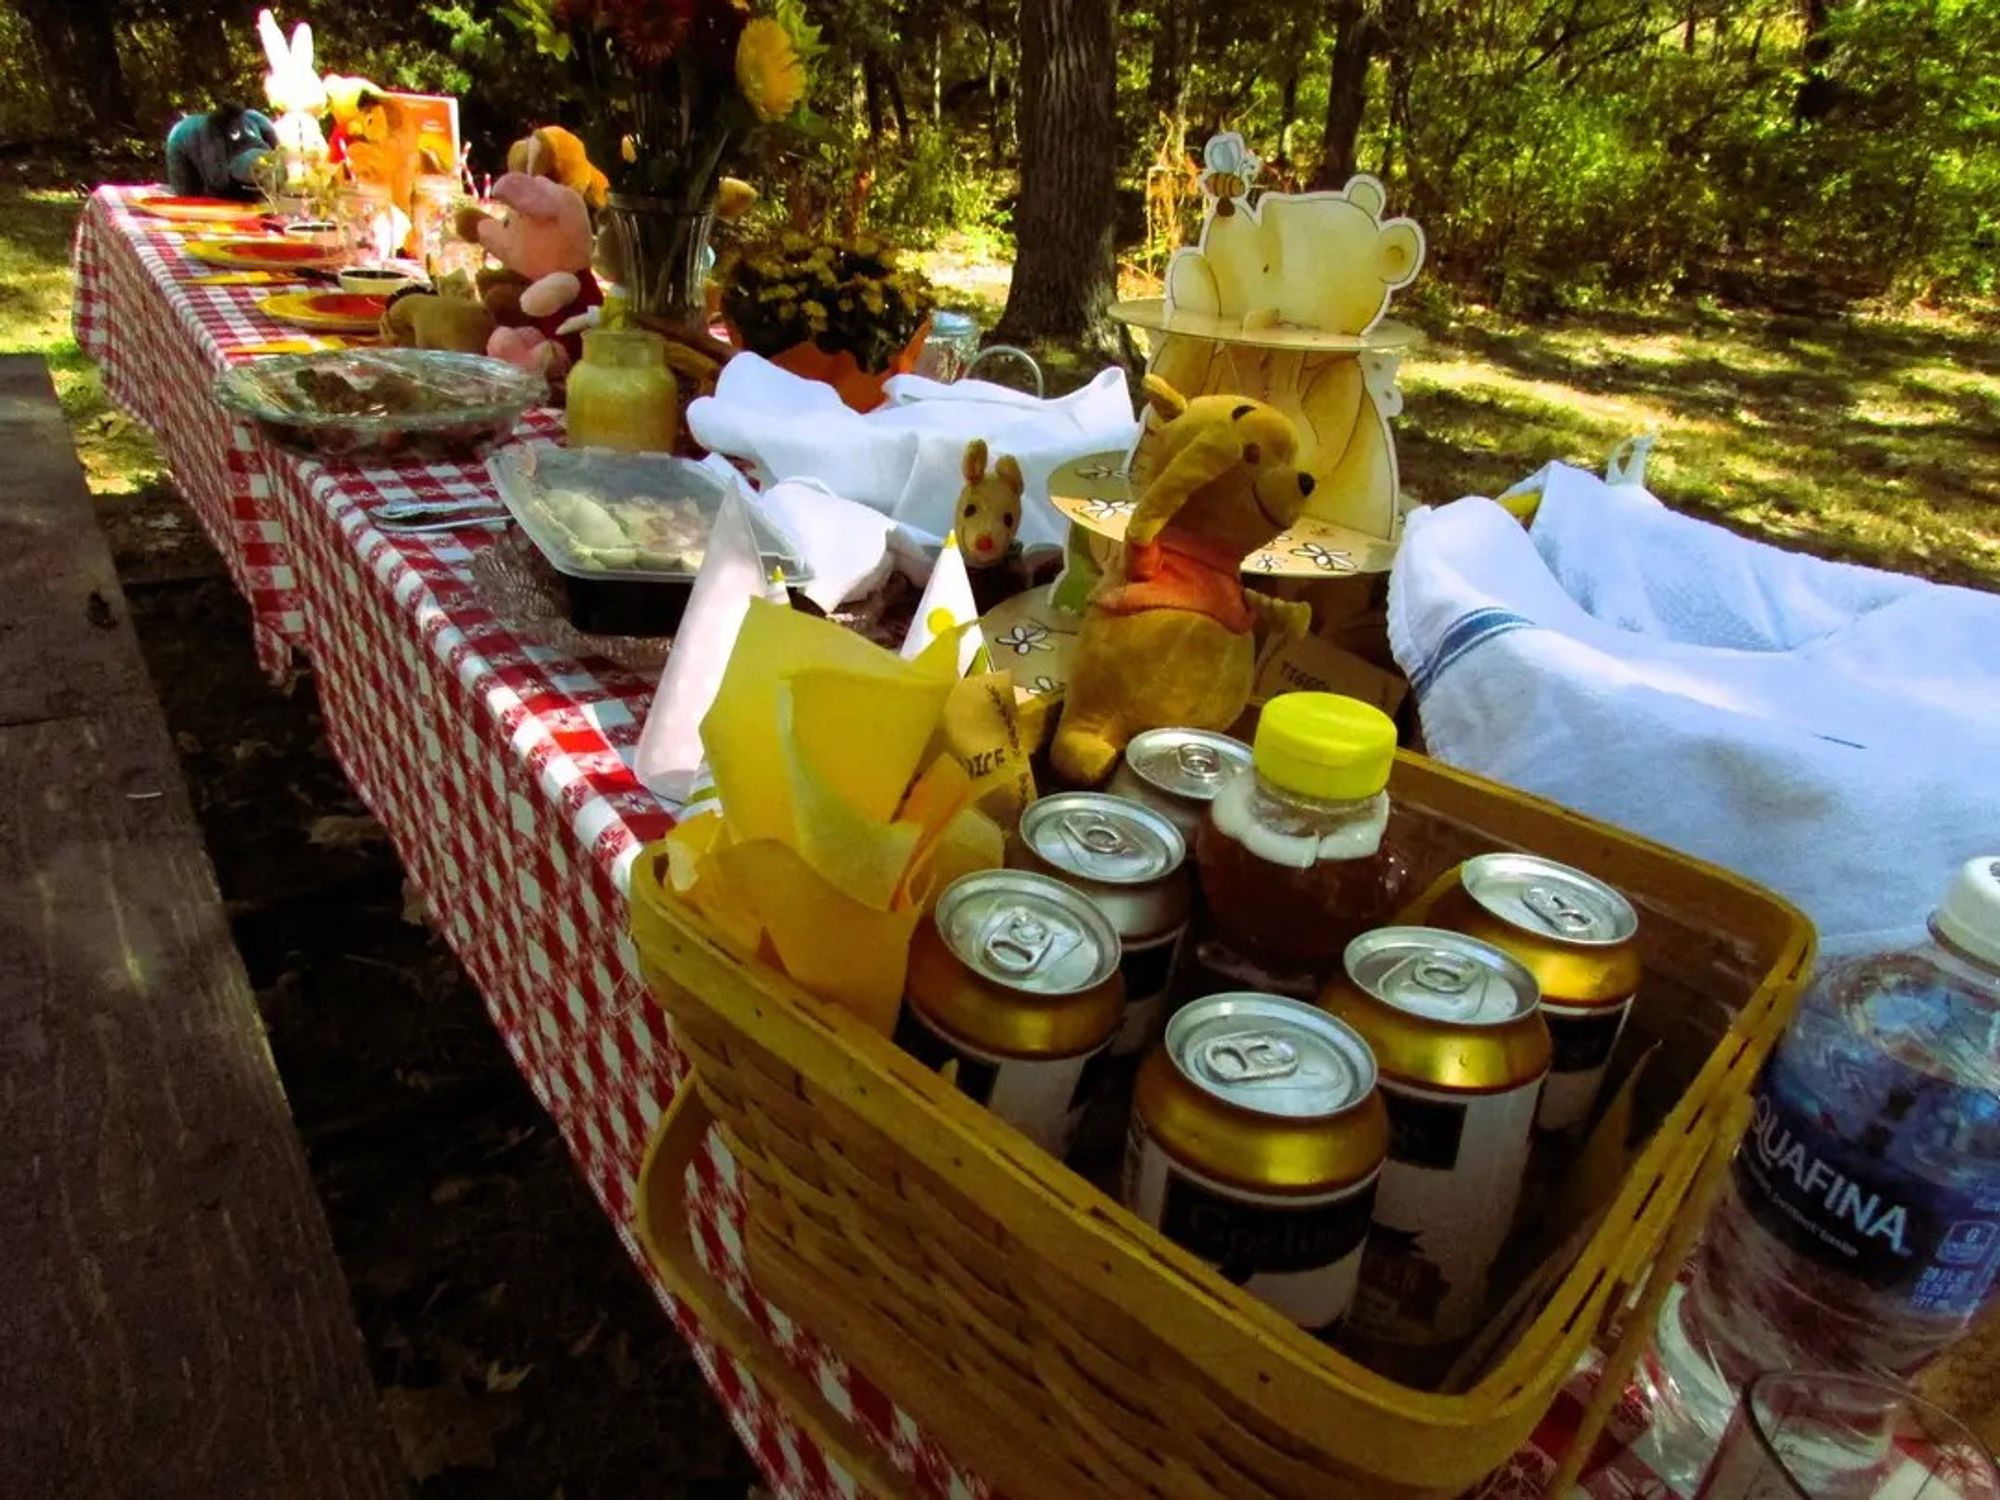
<box><xmin>103</xmin><ymin>498</ymin><xmax>756</xmax><ymax>1497</ymax></box>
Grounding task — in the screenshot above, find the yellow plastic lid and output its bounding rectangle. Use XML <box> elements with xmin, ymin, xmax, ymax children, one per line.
<box><xmin>1253</xmin><ymin>692</ymin><xmax>1396</xmax><ymax>801</ymax></box>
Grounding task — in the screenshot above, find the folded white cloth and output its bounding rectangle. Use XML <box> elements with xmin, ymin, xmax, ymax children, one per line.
<box><xmin>687</xmin><ymin>355</ymin><xmax>1137</xmax><ymax>547</ymax></box>
<box><xmin>1388</xmin><ymin>463</ymin><xmax>2000</xmax><ymax>958</ymax></box>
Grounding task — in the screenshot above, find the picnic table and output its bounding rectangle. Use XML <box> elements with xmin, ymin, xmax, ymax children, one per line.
<box><xmin>72</xmin><ymin>183</ymin><xmax>1698</xmax><ymax>1500</ymax></box>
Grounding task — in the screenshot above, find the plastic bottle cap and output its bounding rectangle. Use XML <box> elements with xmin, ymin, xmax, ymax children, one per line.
<box><xmin>1251</xmin><ymin>692</ymin><xmax>1397</xmax><ymax>802</ymax></box>
<box><xmin>1934</xmin><ymin>856</ymin><xmax>2000</xmax><ymax>969</ymax></box>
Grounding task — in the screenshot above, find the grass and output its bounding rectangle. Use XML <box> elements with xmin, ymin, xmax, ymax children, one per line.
<box><xmin>6</xmin><ymin>183</ymin><xmax>1994</xmax><ymax>589</ymax></box>
<box><xmin>0</xmin><ymin>185</ymin><xmax>164</xmax><ymax>494</ymax></box>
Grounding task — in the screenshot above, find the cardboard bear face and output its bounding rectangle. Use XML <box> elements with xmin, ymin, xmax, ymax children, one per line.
<box><xmin>1168</xmin><ymin>171</ymin><xmax>1424</xmax><ymax>338</ymax></box>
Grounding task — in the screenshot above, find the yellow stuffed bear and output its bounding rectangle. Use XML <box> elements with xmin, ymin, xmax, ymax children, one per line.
<box><xmin>1051</xmin><ymin>377</ymin><xmax>1316</xmax><ymax>785</ymax></box>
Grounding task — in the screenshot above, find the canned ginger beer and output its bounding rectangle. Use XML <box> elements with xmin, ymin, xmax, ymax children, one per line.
<box><xmin>1321</xmin><ymin>927</ymin><xmax>1550</xmax><ymax>1343</ymax></box>
<box><xmin>1009</xmin><ymin>791</ymin><xmax>1192</xmax><ymax>1055</ymax></box>
<box><xmin>1124</xmin><ymin>993</ymin><xmax>1388</xmax><ymax>1332</ymax></box>
<box><xmin>1404</xmin><ymin>853</ymin><xmax>1641</xmax><ymax>1134</ymax></box>
<box><xmin>897</xmin><ymin>870</ymin><xmax>1124</xmax><ymax>1156</ymax></box>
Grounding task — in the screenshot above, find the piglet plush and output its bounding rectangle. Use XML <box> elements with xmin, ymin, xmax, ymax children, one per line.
<box><xmin>458</xmin><ymin>171</ymin><xmax>603</xmax><ymax>380</ymax></box>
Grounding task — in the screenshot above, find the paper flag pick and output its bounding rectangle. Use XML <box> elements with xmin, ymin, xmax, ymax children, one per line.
<box><xmin>901</xmin><ymin>532</ymin><xmax>988</xmax><ymax>676</ymax></box>
<box><xmin>635</xmin><ymin>490</ymin><xmax>770</xmax><ymax>805</ymax></box>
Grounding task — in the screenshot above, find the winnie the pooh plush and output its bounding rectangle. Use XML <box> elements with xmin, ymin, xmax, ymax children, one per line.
<box><xmin>508</xmin><ymin>126</ymin><xmax>610</xmax><ymax>213</ymax></box>
<box><xmin>453</xmin><ymin>172</ymin><xmax>604</xmax><ymax>379</ymax></box>
<box><xmin>1051</xmin><ymin>377</ymin><xmax>1316</xmax><ymax>786</ymax></box>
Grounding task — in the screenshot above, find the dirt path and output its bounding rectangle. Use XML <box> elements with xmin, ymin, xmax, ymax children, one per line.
<box><xmin>100</xmin><ymin>487</ymin><xmax>756</xmax><ymax>1498</ymax></box>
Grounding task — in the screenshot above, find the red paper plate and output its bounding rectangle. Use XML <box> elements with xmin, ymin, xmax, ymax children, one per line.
<box><xmin>230</xmin><ymin>239</ymin><xmax>339</xmax><ymax>264</ymax></box>
<box><xmin>134</xmin><ymin>195</ymin><xmax>263</xmax><ymax>223</ymax></box>
<box><xmin>301</xmin><ymin>293</ymin><xmax>389</xmax><ymax>319</ymax></box>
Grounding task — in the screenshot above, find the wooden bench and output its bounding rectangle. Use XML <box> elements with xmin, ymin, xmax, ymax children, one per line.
<box><xmin>0</xmin><ymin>356</ymin><xmax>404</xmax><ymax>1498</ymax></box>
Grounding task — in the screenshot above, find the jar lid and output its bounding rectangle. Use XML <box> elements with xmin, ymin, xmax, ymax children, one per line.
<box><xmin>1934</xmin><ymin>857</ymin><xmax>2000</xmax><ymax>969</ymax></box>
<box><xmin>1252</xmin><ymin>692</ymin><xmax>1396</xmax><ymax>801</ymax></box>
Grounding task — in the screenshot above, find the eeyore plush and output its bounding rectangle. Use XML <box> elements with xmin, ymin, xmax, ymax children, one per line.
<box><xmin>164</xmin><ymin>106</ymin><xmax>279</xmax><ymax>198</ymax></box>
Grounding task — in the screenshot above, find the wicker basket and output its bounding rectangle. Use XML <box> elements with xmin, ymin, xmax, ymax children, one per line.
<box><xmin>630</xmin><ymin>751</ymin><xmax>1814</xmax><ymax>1498</ymax></box>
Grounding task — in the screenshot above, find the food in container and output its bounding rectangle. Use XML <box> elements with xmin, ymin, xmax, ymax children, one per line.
<box><xmin>894</xmin><ymin>870</ymin><xmax>1124</xmax><ymax>1156</ymax></box>
<box><xmin>488</xmin><ymin>442</ymin><xmax>809</xmax><ymax>636</ymax></box>
<box><xmin>1320</xmin><ymin>926</ymin><xmax>1549</xmax><ymax>1344</ymax></box>
<box><xmin>212</xmin><ymin>348</ymin><xmax>546</xmax><ymax>462</ymax></box>
<box><xmin>1124</xmin><ymin>992</ymin><xmax>1387</xmax><ymax>1332</ymax></box>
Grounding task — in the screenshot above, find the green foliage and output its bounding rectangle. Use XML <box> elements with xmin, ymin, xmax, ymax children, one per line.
<box><xmin>867</xmin><ymin>128</ymin><xmax>1011</xmax><ymax>249</ymax></box>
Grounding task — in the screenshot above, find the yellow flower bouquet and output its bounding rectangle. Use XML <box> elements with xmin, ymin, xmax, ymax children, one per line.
<box><xmin>722</xmin><ymin>234</ymin><xmax>937</xmax><ymax>411</ymax></box>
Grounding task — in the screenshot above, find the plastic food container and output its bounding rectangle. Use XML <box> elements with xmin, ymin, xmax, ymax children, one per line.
<box><xmin>489</xmin><ymin>442</ymin><xmax>810</xmax><ymax>635</ymax></box>
<box><xmin>214</xmin><ymin>349</ymin><xmax>546</xmax><ymax>462</ymax></box>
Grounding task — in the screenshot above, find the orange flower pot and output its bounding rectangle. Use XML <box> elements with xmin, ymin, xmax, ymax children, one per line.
<box><xmin>761</xmin><ymin>323</ymin><xmax>930</xmax><ymax>414</ymax></box>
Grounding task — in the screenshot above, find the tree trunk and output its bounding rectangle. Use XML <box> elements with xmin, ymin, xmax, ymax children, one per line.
<box><xmin>885</xmin><ymin>62</ymin><xmax>913</xmax><ymax>141</ymax></box>
<box><xmin>1147</xmin><ymin>0</ymin><xmax>1193</xmax><ymax>124</ymax></box>
<box><xmin>1311</xmin><ymin>0</ymin><xmax>1376</xmax><ymax>190</ymax></box>
<box><xmin>1794</xmin><ymin>0</ymin><xmax>1839</xmax><ymax>120</ymax></box>
<box><xmin>863</xmin><ymin>57</ymin><xmax>886</xmax><ymax>144</ymax></box>
<box><xmin>932</xmin><ymin>34</ymin><xmax>945</xmax><ymax>125</ymax></box>
<box><xmin>16</xmin><ymin>0</ymin><xmax>135</xmax><ymax>134</ymax></box>
<box><xmin>981</xmin><ymin>0</ymin><xmax>1005</xmax><ymax>164</ymax></box>
<box><xmin>996</xmin><ymin>0</ymin><xmax>1122</xmax><ymax>353</ymax></box>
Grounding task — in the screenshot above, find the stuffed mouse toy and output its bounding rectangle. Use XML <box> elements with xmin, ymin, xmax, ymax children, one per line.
<box><xmin>954</xmin><ymin>439</ymin><xmax>1062</xmax><ymax>615</ymax></box>
<box><xmin>1051</xmin><ymin>375</ymin><xmax>1316</xmax><ymax>785</ymax></box>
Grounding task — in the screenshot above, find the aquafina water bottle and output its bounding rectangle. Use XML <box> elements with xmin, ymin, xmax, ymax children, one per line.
<box><xmin>1643</xmin><ymin>857</ymin><xmax>2000</xmax><ymax>1485</ymax></box>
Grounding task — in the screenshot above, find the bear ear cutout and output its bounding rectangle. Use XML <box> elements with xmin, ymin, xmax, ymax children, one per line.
<box><xmin>962</xmin><ymin>438</ymin><xmax>989</xmax><ymax>484</ymax></box>
<box><xmin>1344</xmin><ymin>174</ymin><xmax>1388</xmax><ymax>220</ymax></box>
<box><xmin>1377</xmin><ymin>221</ymin><xmax>1425</xmax><ymax>289</ymax></box>
<box><xmin>1231</xmin><ymin>403</ymin><xmax>1255</xmax><ymax>421</ymax></box>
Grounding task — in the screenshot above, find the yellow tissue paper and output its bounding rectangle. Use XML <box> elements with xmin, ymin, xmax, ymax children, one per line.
<box><xmin>666</xmin><ymin>599</ymin><xmax>1023</xmax><ymax>1032</ymax></box>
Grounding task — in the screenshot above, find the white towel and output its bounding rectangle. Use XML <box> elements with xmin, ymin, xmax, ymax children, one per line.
<box><xmin>687</xmin><ymin>354</ymin><xmax>1138</xmax><ymax>547</ymax></box>
<box><xmin>1387</xmin><ymin>463</ymin><xmax>2000</xmax><ymax>958</ymax></box>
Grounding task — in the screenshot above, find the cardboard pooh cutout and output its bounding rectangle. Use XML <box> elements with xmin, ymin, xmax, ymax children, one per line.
<box><xmin>1051</xmin><ymin>133</ymin><xmax>1425</xmax><ymax>577</ymax></box>
<box><xmin>1050</xmin><ymin>376</ymin><xmax>1314</xmax><ymax>786</ymax></box>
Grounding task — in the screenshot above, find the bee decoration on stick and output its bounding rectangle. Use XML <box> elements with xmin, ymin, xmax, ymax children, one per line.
<box><xmin>1200</xmin><ymin>133</ymin><xmax>1262</xmax><ymax>217</ymax></box>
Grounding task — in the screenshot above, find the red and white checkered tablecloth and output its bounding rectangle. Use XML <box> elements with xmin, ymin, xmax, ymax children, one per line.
<box><xmin>72</xmin><ymin>184</ymin><xmax>1689</xmax><ymax>1500</ymax></box>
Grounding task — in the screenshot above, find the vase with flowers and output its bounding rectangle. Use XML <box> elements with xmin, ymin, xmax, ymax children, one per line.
<box><xmin>510</xmin><ymin>0</ymin><xmax>821</xmax><ymax>325</ymax></box>
<box><xmin>723</xmin><ymin>234</ymin><xmax>937</xmax><ymax>412</ymax></box>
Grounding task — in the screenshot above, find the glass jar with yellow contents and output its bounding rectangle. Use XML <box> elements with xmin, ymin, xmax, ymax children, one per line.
<box><xmin>564</xmin><ymin>328</ymin><xmax>678</xmax><ymax>453</ymax></box>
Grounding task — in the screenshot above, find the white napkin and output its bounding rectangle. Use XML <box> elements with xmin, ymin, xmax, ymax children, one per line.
<box><xmin>688</xmin><ymin>355</ymin><xmax>1138</xmax><ymax>547</ymax></box>
<box><xmin>695</xmin><ymin>456</ymin><xmax>907</xmax><ymax>612</ymax></box>
<box><xmin>1388</xmin><ymin>463</ymin><xmax>2000</xmax><ymax>958</ymax></box>
<box><xmin>634</xmin><ymin>489</ymin><xmax>779</xmax><ymax>805</ymax></box>
<box><xmin>900</xmin><ymin>533</ymin><xmax>985</xmax><ymax>675</ymax></box>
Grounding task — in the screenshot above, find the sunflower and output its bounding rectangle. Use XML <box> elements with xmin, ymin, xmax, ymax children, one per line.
<box><xmin>736</xmin><ymin>17</ymin><xmax>805</xmax><ymax>122</ymax></box>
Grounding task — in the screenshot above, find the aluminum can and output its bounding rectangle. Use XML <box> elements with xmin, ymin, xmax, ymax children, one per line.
<box><xmin>1404</xmin><ymin>853</ymin><xmax>1641</xmax><ymax>1134</ymax></box>
<box><xmin>1108</xmin><ymin>727</ymin><xmax>1252</xmax><ymax>844</ymax></box>
<box><xmin>897</xmin><ymin>869</ymin><xmax>1124</xmax><ymax>1155</ymax></box>
<box><xmin>1320</xmin><ymin>926</ymin><xmax>1550</xmax><ymax>1343</ymax></box>
<box><xmin>1124</xmin><ymin>992</ymin><xmax>1388</xmax><ymax>1331</ymax></box>
<box><xmin>1009</xmin><ymin>791</ymin><xmax>1192</xmax><ymax>1055</ymax></box>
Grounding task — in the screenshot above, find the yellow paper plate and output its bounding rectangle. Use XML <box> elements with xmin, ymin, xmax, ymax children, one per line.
<box><xmin>979</xmin><ymin>584</ymin><xmax>1081</xmax><ymax>708</ymax></box>
<box><xmin>257</xmin><ymin>290</ymin><xmax>389</xmax><ymax>333</ymax></box>
<box><xmin>1110</xmin><ymin>299</ymin><xmax>1421</xmax><ymax>354</ymax></box>
<box><xmin>185</xmin><ymin>237</ymin><xmax>341</xmax><ymax>272</ymax></box>
<box><xmin>1049</xmin><ymin>453</ymin><xmax>1399</xmax><ymax>577</ymax></box>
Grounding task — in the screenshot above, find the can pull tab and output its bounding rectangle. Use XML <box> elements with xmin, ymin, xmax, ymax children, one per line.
<box><xmin>1057</xmin><ymin>812</ymin><xmax>1131</xmax><ymax>863</ymax></box>
<box><xmin>1523</xmin><ymin>883</ymin><xmax>1596</xmax><ymax>935</ymax></box>
<box><xmin>978</xmin><ymin>904</ymin><xmax>1077</xmax><ymax>977</ymax></box>
<box><xmin>1176</xmin><ymin>742</ymin><xmax>1223</xmax><ymax>781</ymax></box>
<box><xmin>1410</xmin><ymin>953</ymin><xmax>1477</xmax><ymax>993</ymax></box>
<box><xmin>1198</xmin><ymin>1031</ymin><xmax>1300</xmax><ymax>1084</ymax></box>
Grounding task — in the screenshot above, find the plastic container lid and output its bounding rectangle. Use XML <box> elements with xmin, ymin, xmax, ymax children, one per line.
<box><xmin>1934</xmin><ymin>856</ymin><xmax>2000</xmax><ymax>969</ymax></box>
<box><xmin>1252</xmin><ymin>692</ymin><xmax>1396</xmax><ymax>801</ymax></box>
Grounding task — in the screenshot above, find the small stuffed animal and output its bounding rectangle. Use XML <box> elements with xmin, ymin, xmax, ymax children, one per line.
<box><xmin>1051</xmin><ymin>376</ymin><xmax>1316</xmax><ymax>785</ymax></box>
<box><xmin>507</xmin><ymin>127</ymin><xmax>610</xmax><ymax>213</ymax></box>
<box><xmin>257</xmin><ymin>10</ymin><xmax>327</xmax><ymax>162</ymax></box>
<box><xmin>380</xmin><ymin>284</ymin><xmax>497</xmax><ymax>355</ymax></box>
<box><xmin>164</xmin><ymin>106</ymin><xmax>277</xmax><ymax>199</ymax></box>
<box><xmin>454</xmin><ymin>172</ymin><xmax>604</xmax><ymax>379</ymax></box>
<box><xmin>954</xmin><ymin>439</ymin><xmax>1060</xmax><ymax>615</ymax></box>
